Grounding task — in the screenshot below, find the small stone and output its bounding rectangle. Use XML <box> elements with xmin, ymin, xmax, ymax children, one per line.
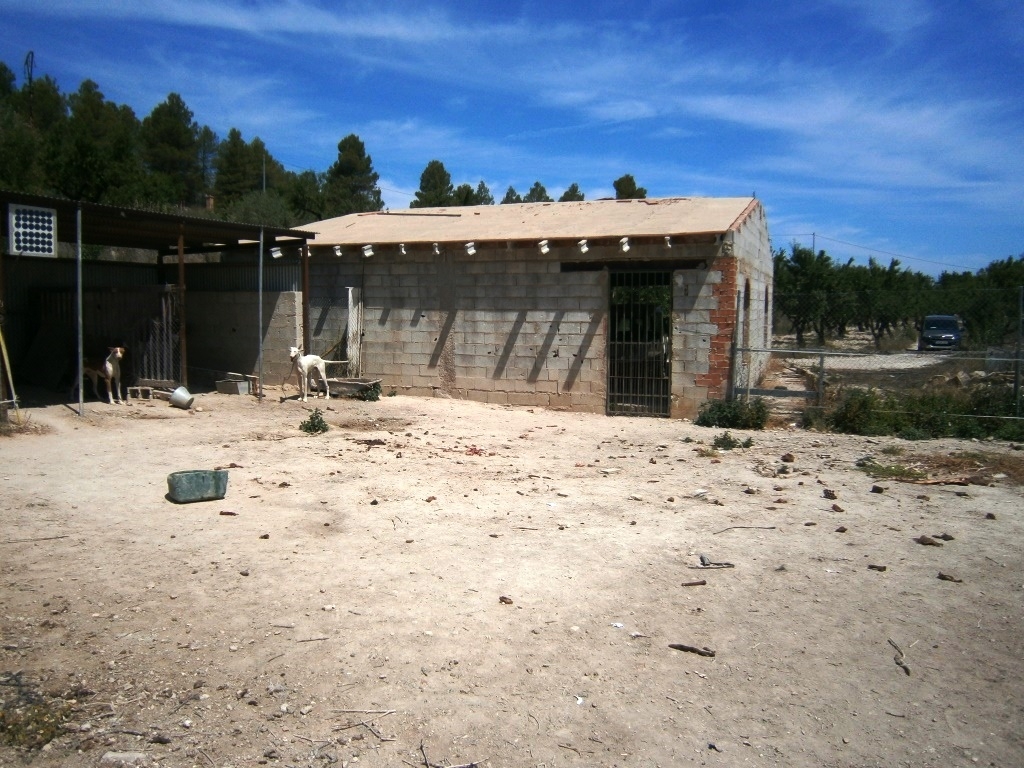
<box><xmin>100</xmin><ymin>752</ymin><xmax>153</xmax><ymax>767</ymax></box>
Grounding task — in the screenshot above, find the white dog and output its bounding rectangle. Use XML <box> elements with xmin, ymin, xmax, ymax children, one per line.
<box><xmin>286</xmin><ymin>346</ymin><xmax>347</xmax><ymax>402</ymax></box>
<box><xmin>71</xmin><ymin>346</ymin><xmax>125</xmax><ymax>404</ymax></box>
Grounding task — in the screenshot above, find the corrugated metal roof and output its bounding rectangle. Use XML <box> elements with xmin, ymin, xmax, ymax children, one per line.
<box><xmin>1</xmin><ymin>189</ymin><xmax>315</xmax><ymax>256</ymax></box>
<box><xmin>306</xmin><ymin>196</ymin><xmax>759</xmax><ymax>246</ymax></box>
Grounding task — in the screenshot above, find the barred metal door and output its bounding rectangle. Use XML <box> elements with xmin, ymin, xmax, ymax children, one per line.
<box><xmin>129</xmin><ymin>288</ymin><xmax>180</xmax><ymax>388</ymax></box>
<box><xmin>607</xmin><ymin>271</ymin><xmax>672</xmax><ymax>416</ymax></box>
<box><xmin>37</xmin><ymin>286</ymin><xmax>180</xmax><ymax>389</ymax></box>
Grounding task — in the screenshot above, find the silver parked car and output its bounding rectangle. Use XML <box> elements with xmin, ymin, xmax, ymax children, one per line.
<box><xmin>918</xmin><ymin>314</ymin><xmax>962</xmax><ymax>351</ymax></box>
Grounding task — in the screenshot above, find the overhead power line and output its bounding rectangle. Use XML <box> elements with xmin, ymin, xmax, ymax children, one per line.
<box><xmin>774</xmin><ymin>232</ymin><xmax>975</xmax><ymax>272</ymax></box>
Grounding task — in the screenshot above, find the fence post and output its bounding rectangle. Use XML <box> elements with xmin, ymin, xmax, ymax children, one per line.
<box><xmin>1015</xmin><ymin>285</ymin><xmax>1022</xmax><ymax>418</ymax></box>
<box><xmin>817</xmin><ymin>353</ymin><xmax>826</xmax><ymax>405</ymax></box>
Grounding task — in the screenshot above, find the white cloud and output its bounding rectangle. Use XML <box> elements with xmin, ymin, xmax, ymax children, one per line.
<box><xmin>821</xmin><ymin>0</ymin><xmax>932</xmax><ymax>38</ymax></box>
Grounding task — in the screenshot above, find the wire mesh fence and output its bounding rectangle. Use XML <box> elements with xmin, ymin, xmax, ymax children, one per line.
<box><xmin>732</xmin><ymin>286</ymin><xmax>1024</xmax><ymax>434</ymax></box>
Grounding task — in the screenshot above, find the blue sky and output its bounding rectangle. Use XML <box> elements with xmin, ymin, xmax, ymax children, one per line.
<box><xmin>1</xmin><ymin>0</ymin><xmax>1022</xmax><ymax>275</ymax></box>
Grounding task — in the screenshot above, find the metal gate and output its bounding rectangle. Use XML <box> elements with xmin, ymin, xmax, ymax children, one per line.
<box><xmin>36</xmin><ymin>285</ymin><xmax>181</xmax><ymax>389</ymax></box>
<box><xmin>129</xmin><ymin>287</ymin><xmax>181</xmax><ymax>388</ymax></box>
<box><xmin>607</xmin><ymin>271</ymin><xmax>672</xmax><ymax>416</ymax></box>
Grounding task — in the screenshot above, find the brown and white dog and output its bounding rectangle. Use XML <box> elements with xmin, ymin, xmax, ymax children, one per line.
<box><xmin>286</xmin><ymin>346</ymin><xmax>346</xmax><ymax>402</ymax></box>
<box><xmin>71</xmin><ymin>347</ymin><xmax>125</xmax><ymax>404</ymax></box>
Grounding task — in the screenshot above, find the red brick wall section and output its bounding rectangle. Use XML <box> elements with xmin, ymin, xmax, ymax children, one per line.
<box><xmin>695</xmin><ymin>256</ymin><xmax>738</xmax><ymax>399</ymax></box>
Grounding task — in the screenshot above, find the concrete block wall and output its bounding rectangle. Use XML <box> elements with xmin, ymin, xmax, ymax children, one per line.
<box><xmin>730</xmin><ymin>202</ymin><xmax>774</xmax><ymax>392</ymax></box>
<box><xmin>187</xmin><ymin>291</ymin><xmax>301</xmax><ymax>386</ymax></box>
<box><xmin>671</xmin><ymin>263</ymin><xmax>717</xmax><ymax>418</ymax></box>
<box><xmin>671</xmin><ymin>202</ymin><xmax>773</xmax><ymax>417</ymax></box>
<box><xmin>359</xmin><ymin>244</ymin><xmax>607</xmax><ymax>412</ymax></box>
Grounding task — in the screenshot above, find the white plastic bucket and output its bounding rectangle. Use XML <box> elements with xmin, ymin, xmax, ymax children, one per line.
<box><xmin>169</xmin><ymin>386</ymin><xmax>194</xmax><ymax>409</ymax></box>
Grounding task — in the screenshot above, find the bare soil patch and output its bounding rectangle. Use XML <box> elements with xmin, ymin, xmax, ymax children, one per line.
<box><xmin>2</xmin><ymin>389</ymin><xmax>1022</xmax><ymax>768</ymax></box>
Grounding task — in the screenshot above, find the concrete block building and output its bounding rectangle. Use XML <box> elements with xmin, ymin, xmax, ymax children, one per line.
<box><xmin>304</xmin><ymin>197</ymin><xmax>772</xmax><ymax>418</ymax></box>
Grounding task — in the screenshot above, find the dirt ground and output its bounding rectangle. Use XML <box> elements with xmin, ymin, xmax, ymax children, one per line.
<box><xmin>1</xmin><ymin>386</ymin><xmax>1022</xmax><ymax>768</ymax></box>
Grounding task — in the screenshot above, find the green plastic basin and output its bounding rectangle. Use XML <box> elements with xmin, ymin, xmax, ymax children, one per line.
<box><xmin>167</xmin><ymin>469</ymin><xmax>228</xmax><ymax>503</ymax></box>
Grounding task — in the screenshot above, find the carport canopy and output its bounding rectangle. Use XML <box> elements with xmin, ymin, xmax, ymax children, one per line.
<box><xmin>1</xmin><ymin>191</ymin><xmax>317</xmax><ymax>415</ymax></box>
<box><xmin>1</xmin><ymin>190</ymin><xmax>314</xmax><ymax>256</ymax></box>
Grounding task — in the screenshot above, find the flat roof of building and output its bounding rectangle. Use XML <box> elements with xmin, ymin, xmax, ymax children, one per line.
<box><xmin>307</xmin><ymin>196</ymin><xmax>760</xmax><ymax>247</ymax></box>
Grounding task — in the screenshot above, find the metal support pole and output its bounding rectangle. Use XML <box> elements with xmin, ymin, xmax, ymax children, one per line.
<box><xmin>177</xmin><ymin>228</ymin><xmax>188</xmax><ymax>388</ymax></box>
<box><xmin>0</xmin><ymin>219</ymin><xmax>6</xmax><ymax>423</ymax></box>
<box><xmin>257</xmin><ymin>228</ymin><xmax>264</xmax><ymax>402</ymax></box>
<box><xmin>76</xmin><ymin>205</ymin><xmax>84</xmax><ymax>416</ymax></box>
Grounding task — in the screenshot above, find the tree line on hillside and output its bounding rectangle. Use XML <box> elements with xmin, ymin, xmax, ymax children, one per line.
<box><xmin>0</xmin><ymin>59</ymin><xmax>647</xmax><ymax>230</ymax></box>
<box><xmin>774</xmin><ymin>245</ymin><xmax>1024</xmax><ymax>349</ymax></box>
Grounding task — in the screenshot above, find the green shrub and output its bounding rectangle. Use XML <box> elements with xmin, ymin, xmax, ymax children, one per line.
<box><xmin>355</xmin><ymin>381</ymin><xmax>382</xmax><ymax>401</ymax></box>
<box><xmin>819</xmin><ymin>384</ymin><xmax>1022</xmax><ymax>441</ymax></box>
<box><xmin>299</xmin><ymin>408</ymin><xmax>329</xmax><ymax>434</ymax></box>
<box><xmin>711</xmin><ymin>431</ymin><xmax>753</xmax><ymax>450</ymax></box>
<box><xmin>695</xmin><ymin>398</ymin><xmax>769</xmax><ymax>429</ymax></box>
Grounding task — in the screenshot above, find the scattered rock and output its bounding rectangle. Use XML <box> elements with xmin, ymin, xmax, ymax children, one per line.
<box><xmin>871</xmin><ymin>485</ymin><xmax>886</xmax><ymax>494</ymax></box>
<box><xmin>835</xmin><ymin>526</ymin><xmax>848</xmax><ymax>533</ymax></box>
<box><xmin>823</xmin><ymin>489</ymin><xmax>838</xmax><ymax>500</ymax></box>
<box><xmin>933</xmin><ymin>533</ymin><xmax>955</xmax><ymax>541</ymax></box>
<box><xmin>781</xmin><ymin>453</ymin><xmax>795</xmax><ymax>463</ymax></box>
<box><xmin>499</xmin><ymin>595</ymin><xmax>514</xmax><ymax>605</ymax></box>
<box><xmin>831</xmin><ymin>503</ymin><xmax>845</xmax><ymax>513</ymax></box>
<box><xmin>985</xmin><ymin>512</ymin><xmax>996</xmax><ymax>520</ymax></box>
<box><xmin>914</xmin><ymin>535</ymin><xmax>943</xmax><ymax>547</ymax></box>
<box><xmin>868</xmin><ymin>564</ymin><xmax>887</xmax><ymax>572</ymax></box>
<box><xmin>937</xmin><ymin>572</ymin><xmax>963</xmax><ymax>583</ymax></box>
<box><xmin>100</xmin><ymin>753</ymin><xmax>153</xmax><ymax>767</ymax></box>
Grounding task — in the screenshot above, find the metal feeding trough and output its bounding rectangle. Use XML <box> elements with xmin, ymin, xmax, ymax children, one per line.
<box><xmin>167</xmin><ymin>469</ymin><xmax>228</xmax><ymax>503</ymax></box>
<box><xmin>326</xmin><ymin>378</ymin><xmax>382</xmax><ymax>398</ymax></box>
